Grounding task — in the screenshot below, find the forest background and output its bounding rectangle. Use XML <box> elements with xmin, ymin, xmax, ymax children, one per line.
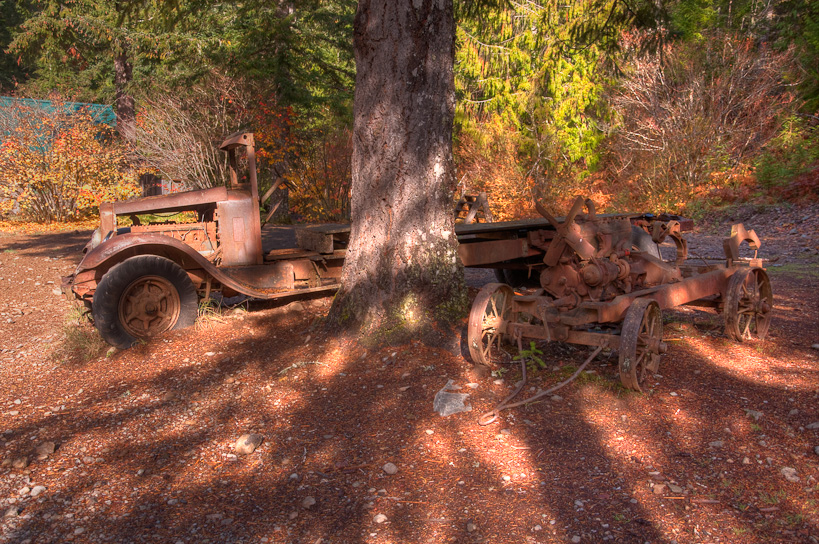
<box><xmin>0</xmin><ymin>0</ymin><xmax>817</xmax><ymax>225</ymax></box>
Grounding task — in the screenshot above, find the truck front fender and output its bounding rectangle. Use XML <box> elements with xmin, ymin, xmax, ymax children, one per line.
<box><xmin>69</xmin><ymin>233</ymin><xmax>265</xmax><ymax>299</ymax></box>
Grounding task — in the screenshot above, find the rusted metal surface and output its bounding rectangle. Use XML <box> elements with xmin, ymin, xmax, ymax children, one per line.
<box><xmin>64</xmin><ymin>131</ymin><xmax>345</xmax><ymax>346</ymax></box>
<box><xmin>466</xmin><ymin>195</ymin><xmax>771</xmax><ymax>392</ymax></box>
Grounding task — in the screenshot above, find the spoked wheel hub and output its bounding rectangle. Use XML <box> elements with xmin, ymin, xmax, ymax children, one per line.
<box><xmin>118</xmin><ymin>275</ymin><xmax>182</xmax><ymax>338</ymax></box>
<box><xmin>468</xmin><ymin>283</ymin><xmax>515</xmax><ymax>366</ymax></box>
<box><xmin>619</xmin><ymin>298</ymin><xmax>664</xmax><ymax>392</ymax></box>
<box><xmin>724</xmin><ymin>267</ymin><xmax>772</xmax><ymax>341</ymax></box>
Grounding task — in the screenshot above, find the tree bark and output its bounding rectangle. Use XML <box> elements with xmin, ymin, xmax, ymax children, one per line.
<box><xmin>327</xmin><ymin>0</ymin><xmax>466</xmax><ymax>333</ymax></box>
<box><xmin>114</xmin><ymin>42</ymin><xmax>135</xmax><ymax>140</ymax></box>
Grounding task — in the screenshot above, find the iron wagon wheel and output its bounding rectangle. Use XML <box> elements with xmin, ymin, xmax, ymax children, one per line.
<box><xmin>468</xmin><ymin>283</ymin><xmax>515</xmax><ymax>366</ymax></box>
<box><xmin>618</xmin><ymin>298</ymin><xmax>665</xmax><ymax>392</ymax></box>
<box><xmin>93</xmin><ymin>255</ymin><xmax>199</xmax><ymax>349</ymax></box>
<box><xmin>724</xmin><ymin>268</ymin><xmax>772</xmax><ymax>342</ymax></box>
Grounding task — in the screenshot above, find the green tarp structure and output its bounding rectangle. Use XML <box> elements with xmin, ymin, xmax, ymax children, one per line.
<box><xmin>0</xmin><ymin>96</ymin><xmax>117</xmax><ymax>136</ymax></box>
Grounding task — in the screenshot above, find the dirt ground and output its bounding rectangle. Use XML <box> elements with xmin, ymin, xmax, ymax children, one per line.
<box><xmin>1</xmin><ymin>204</ymin><xmax>818</xmax><ymax>544</ymax></box>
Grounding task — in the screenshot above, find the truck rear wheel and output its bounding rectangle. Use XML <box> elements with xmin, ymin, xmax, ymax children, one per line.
<box><xmin>93</xmin><ymin>256</ymin><xmax>198</xmax><ymax>348</ymax></box>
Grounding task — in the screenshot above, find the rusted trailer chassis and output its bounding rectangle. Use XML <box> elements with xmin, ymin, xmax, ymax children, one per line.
<box><xmin>464</xmin><ymin>198</ymin><xmax>772</xmax><ymax>393</ymax></box>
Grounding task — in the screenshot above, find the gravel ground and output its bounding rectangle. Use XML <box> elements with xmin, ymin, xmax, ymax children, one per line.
<box><xmin>0</xmin><ymin>205</ymin><xmax>818</xmax><ymax>544</ymax></box>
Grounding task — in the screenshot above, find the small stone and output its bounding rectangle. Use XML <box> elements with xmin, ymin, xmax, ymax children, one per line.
<box><xmin>708</xmin><ymin>440</ymin><xmax>724</xmax><ymax>448</ymax></box>
<box><xmin>502</xmin><ymin>475</ymin><xmax>511</xmax><ymax>482</ymax></box>
<box><xmin>571</xmin><ymin>536</ymin><xmax>581</xmax><ymax>543</ymax></box>
<box><xmin>235</xmin><ymin>433</ymin><xmax>263</xmax><ymax>455</ymax></box>
<box><xmin>812</xmin><ymin>344</ymin><xmax>819</xmax><ymax>350</ymax></box>
<box><xmin>466</xmin><ymin>383</ymin><xmax>479</xmax><ymax>389</ymax></box>
<box><xmin>466</xmin><ymin>522</ymin><xmax>477</xmax><ymax>532</ymax></box>
<box><xmin>780</xmin><ymin>467</ymin><xmax>800</xmax><ymax>482</ymax></box>
<box><xmin>35</xmin><ymin>442</ymin><xmax>56</xmax><ymax>456</ymax></box>
<box><xmin>534</xmin><ymin>524</ymin><xmax>542</xmax><ymax>531</ymax></box>
<box><xmin>373</xmin><ymin>513</ymin><xmax>388</xmax><ymax>524</ymax></box>
<box><xmin>301</xmin><ymin>496</ymin><xmax>316</xmax><ymax>509</ymax></box>
<box><xmin>74</xmin><ymin>528</ymin><xmax>85</xmax><ymax>535</ymax></box>
<box><xmin>19</xmin><ymin>486</ymin><xmax>31</xmax><ymax>496</ymax></box>
<box><xmin>288</xmin><ymin>511</ymin><xmax>299</xmax><ymax>520</ymax></box>
<box><xmin>11</xmin><ymin>457</ymin><xmax>29</xmax><ymax>469</ymax></box>
<box><xmin>425</xmin><ymin>429</ymin><xmax>434</xmax><ymax>435</ymax></box>
<box><xmin>743</xmin><ymin>457</ymin><xmax>751</xmax><ymax>465</ymax></box>
<box><xmin>3</xmin><ymin>506</ymin><xmax>19</xmax><ymax>519</ymax></box>
<box><xmin>744</xmin><ymin>409</ymin><xmax>763</xmax><ymax>421</ymax></box>
<box><xmin>382</xmin><ymin>462</ymin><xmax>398</xmax><ymax>475</ymax></box>
<box><xmin>221</xmin><ymin>518</ymin><xmax>234</xmax><ymax>525</ymax></box>
<box><xmin>805</xmin><ymin>422</ymin><xmax>819</xmax><ymax>430</ymax></box>
<box><xmin>814</xmin><ymin>446</ymin><xmax>819</xmax><ymax>456</ymax></box>
<box><xmin>669</xmin><ymin>392</ymin><xmax>678</xmax><ymax>397</ymax></box>
<box><xmin>83</xmin><ymin>456</ymin><xmax>95</xmax><ymax>464</ymax></box>
<box><xmin>167</xmin><ymin>499</ymin><xmax>179</xmax><ymax>506</ymax></box>
<box><xmin>493</xmin><ymin>379</ymin><xmax>504</xmax><ymax>385</ymax></box>
<box><xmin>551</xmin><ymin>395</ymin><xmax>563</xmax><ymax>402</ymax></box>
<box><xmin>789</xmin><ymin>409</ymin><xmax>799</xmax><ymax>416</ymax></box>
<box><xmin>161</xmin><ymin>391</ymin><xmax>176</xmax><ymax>402</ymax></box>
<box><xmin>30</xmin><ymin>485</ymin><xmax>46</xmax><ymax>498</ymax></box>
<box><xmin>653</xmin><ymin>483</ymin><xmax>667</xmax><ymax>495</ymax></box>
<box><xmin>667</xmin><ymin>484</ymin><xmax>684</xmax><ymax>494</ymax></box>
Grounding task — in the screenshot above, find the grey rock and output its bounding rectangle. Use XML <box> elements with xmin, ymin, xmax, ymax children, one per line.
<box><xmin>373</xmin><ymin>513</ymin><xmax>388</xmax><ymax>524</ymax></box>
<box><xmin>3</xmin><ymin>507</ymin><xmax>19</xmax><ymax>519</ymax></box>
<box><xmin>789</xmin><ymin>409</ymin><xmax>799</xmax><ymax>416</ymax></box>
<box><xmin>466</xmin><ymin>522</ymin><xmax>477</xmax><ymax>533</ymax></box>
<box><xmin>35</xmin><ymin>441</ymin><xmax>55</xmax><ymax>456</ymax></box>
<box><xmin>301</xmin><ymin>496</ymin><xmax>316</xmax><ymax>509</ymax></box>
<box><xmin>780</xmin><ymin>467</ymin><xmax>800</xmax><ymax>483</ymax></box>
<box><xmin>29</xmin><ymin>486</ymin><xmax>45</xmax><ymax>498</ymax></box>
<box><xmin>18</xmin><ymin>486</ymin><xmax>31</xmax><ymax>496</ymax></box>
<box><xmin>382</xmin><ymin>462</ymin><xmax>398</xmax><ymax>475</ymax></box>
<box><xmin>433</xmin><ymin>380</ymin><xmax>472</xmax><ymax>417</ymax></box>
<box><xmin>668</xmin><ymin>484</ymin><xmax>684</xmax><ymax>494</ymax></box>
<box><xmin>11</xmin><ymin>457</ymin><xmax>29</xmax><ymax>469</ymax></box>
<box><xmin>812</xmin><ymin>344</ymin><xmax>819</xmax><ymax>350</ymax></box>
<box><xmin>814</xmin><ymin>446</ymin><xmax>819</xmax><ymax>456</ymax></box>
<box><xmin>708</xmin><ymin>440</ymin><xmax>724</xmax><ymax>448</ymax></box>
<box><xmin>551</xmin><ymin>395</ymin><xmax>563</xmax><ymax>402</ymax></box>
<box><xmin>744</xmin><ymin>409</ymin><xmax>763</xmax><ymax>421</ymax></box>
<box><xmin>572</xmin><ymin>536</ymin><xmax>582</xmax><ymax>543</ymax></box>
<box><xmin>235</xmin><ymin>433</ymin><xmax>263</xmax><ymax>455</ymax></box>
<box><xmin>652</xmin><ymin>483</ymin><xmax>667</xmax><ymax>495</ymax></box>
<box><xmin>805</xmin><ymin>422</ymin><xmax>819</xmax><ymax>430</ymax></box>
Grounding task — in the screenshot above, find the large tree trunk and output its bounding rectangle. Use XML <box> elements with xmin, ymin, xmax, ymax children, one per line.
<box><xmin>114</xmin><ymin>42</ymin><xmax>135</xmax><ymax>140</ymax></box>
<box><xmin>327</xmin><ymin>0</ymin><xmax>466</xmax><ymax>333</ymax></box>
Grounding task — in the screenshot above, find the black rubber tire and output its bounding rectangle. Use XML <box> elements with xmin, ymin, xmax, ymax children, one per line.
<box><xmin>92</xmin><ymin>255</ymin><xmax>198</xmax><ymax>349</ymax></box>
<box><xmin>631</xmin><ymin>225</ymin><xmax>662</xmax><ymax>260</ymax></box>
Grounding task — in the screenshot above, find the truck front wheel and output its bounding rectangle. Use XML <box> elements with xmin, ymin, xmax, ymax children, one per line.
<box><xmin>93</xmin><ymin>255</ymin><xmax>199</xmax><ymax>348</ymax></box>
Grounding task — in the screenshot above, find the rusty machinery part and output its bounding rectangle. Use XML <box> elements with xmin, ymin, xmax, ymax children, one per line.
<box><xmin>92</xmin><ymin>255</ymin><xmax>199</xmax><ymax>349</ymax></box>
<box><xmin>478</xmin><ymin>341</ymin><xmax>606</xmax><ymax>426</ymax></box>
<box><xmin>618</xmin><ymin>298</ymin><xmax>666</xmax><ymax>392</ymax></box>
<box><xmin>724</xmin><ymin>267</ymin><xmax>772</xmax><ymax>342</ymax></box>
<box><xmin>468</xmin><ymin>283</ymin><xmax>515</xmax><ymax>366</ymax></box>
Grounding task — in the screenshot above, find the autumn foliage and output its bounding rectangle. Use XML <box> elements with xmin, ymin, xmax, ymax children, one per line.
<box><xmin>0</xmin><ymin>100</ymin><xmax>138</xmax><ymax>222</ymax></box>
